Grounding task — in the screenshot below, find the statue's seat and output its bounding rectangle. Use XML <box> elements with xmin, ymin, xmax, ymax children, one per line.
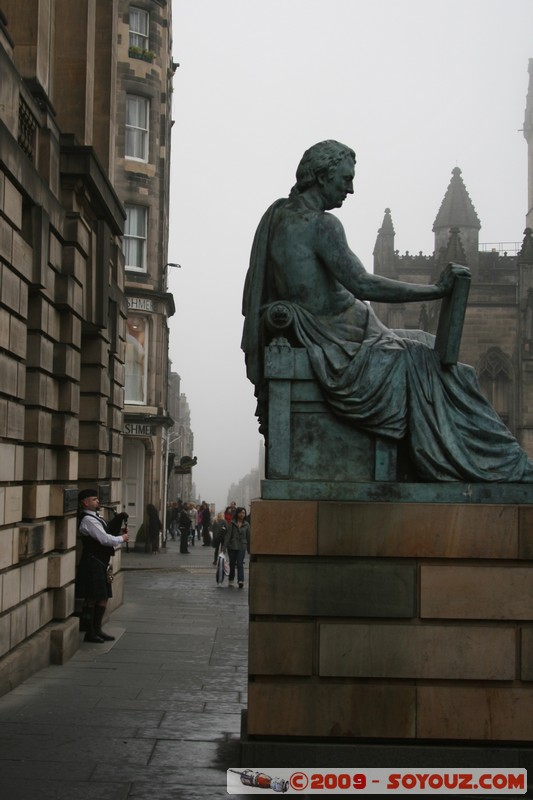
<box><xmin>262</xmin><ymin>303</ymin><xmax>399</xmax><ymax>482</ymax></box>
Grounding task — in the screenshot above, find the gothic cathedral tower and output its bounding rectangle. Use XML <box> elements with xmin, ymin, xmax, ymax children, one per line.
<box><xmin>524</xmin><ymin>59</ymin><xmax>533</xmax><ymax>229</ymax></box>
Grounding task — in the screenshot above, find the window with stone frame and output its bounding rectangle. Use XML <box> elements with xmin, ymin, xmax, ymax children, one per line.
<box><xmin>125</xmin><ymin>315</ymin><xmax>148</xmax><ymax>404</ymax></box>
<box><xmin>478</xmin><ymin>347</ymin><xmax>514</xmax><ymax>429</ymax></box>
<box><xmin>125</xmin><ymin>94</ymin><xmax>149</xmax><ymax>161</ymax></box>
<box><xmin>129</xmin><ymin>6</ymin><xmax>149</xmax><ymax>50</ymax></box>
<box><xmin>124</xmin><ymin>205</ymin><xmax>148</xmax><ymax>272</ymax></box>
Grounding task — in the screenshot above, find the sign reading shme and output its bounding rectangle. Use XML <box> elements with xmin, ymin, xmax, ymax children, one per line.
<box><xmin>128</xmin><ymin>297</ymin><xmax>154</xmax><ymax>312</ymax></box>
<box><xmin>227</xmin><ymin>768</ymin><xmax>527</xmax><ymax>795</ymax></box>
<box><xmin>124</xmin><ymin>423</ymin><xmax>155</xmax><ymax>436</ymax></box>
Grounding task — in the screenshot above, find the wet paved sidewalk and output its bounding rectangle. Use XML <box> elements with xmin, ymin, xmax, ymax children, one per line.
<box><xmin>0</xmin><ymin>537</ymin><xmax>248</xmax><ymax>799</ymax></box>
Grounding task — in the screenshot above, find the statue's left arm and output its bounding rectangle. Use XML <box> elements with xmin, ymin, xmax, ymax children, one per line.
<box><xmin>316</xmin><ymin>214</ymin><xmax>470</xmax><ymax>303</ymax></box>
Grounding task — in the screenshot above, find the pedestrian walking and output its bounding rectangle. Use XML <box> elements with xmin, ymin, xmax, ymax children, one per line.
<box><xmin>167</xmin><ymin>502</ymin><xmax>178</xmax><ymax>540</ymax></box>
<box><xmin>211</xmin><ymin>511</ymin><xmax>227</xmax><ymax>564</ymax></box>
<box><xmin>201</xmin><ymin>501</ymin><xmax>211</xmax><ymax>546</ymax></box>
<box><xmin>178</xmin><ymin>502</ymin><xmax>192</xmax><ymax>553</ymax></box>
<box><xmin>146</xmin><ymin>503</ymin><xmax>162</xmax><ymax>553</ymax></box>
<box><xmin>224</xmin><ymin>501</ymin><xmax>236</xmax><ymax>523</ymax></box>
<box><xmin>223</xmin><ymin>506</ymin><xmax>250</xmax><ymax>589</ymax></box>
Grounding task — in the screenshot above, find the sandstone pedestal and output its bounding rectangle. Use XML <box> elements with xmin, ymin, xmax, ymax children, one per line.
<box><xmin>242</xmin><ymin>496</ymin><xmax>533</xmax><ymax>771</ymax></box>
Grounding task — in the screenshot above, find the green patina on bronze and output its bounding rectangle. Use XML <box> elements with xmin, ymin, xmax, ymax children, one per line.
<box><xmin>242</xmin><ymin>140</ymin><xmax>533</xmax><ymax>485</ymax></box>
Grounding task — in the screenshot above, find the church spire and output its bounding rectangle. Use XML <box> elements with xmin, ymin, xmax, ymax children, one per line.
<box><xmin>378</xmin><ymin>207</ymin><xmax>395</xmax><ymax>236</ymax></box>
<box><xmin>433</xmin><ymin>167</ymin><xmax>480</xmax><ymax>232</ymax></box>
<box><xmin>373</xmin><ymin>208</ymin><xmax>395</xmax><ymax>276</ymax></box>
<box><xmin>433</xmin><ymin>167</ymin><xmax>480</xmax><ymax>272</ymax></box>
<box><xmin>518</xmin><ymin>227</ymin><xmax>533</xmax><ymax>264</ymax></box>
<box><xmin>524</xmin><ymin>59</ymin><xmax>533</xmax><ymax>229</ymax></box>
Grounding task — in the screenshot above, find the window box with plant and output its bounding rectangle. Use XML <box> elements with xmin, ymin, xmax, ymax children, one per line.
<box><xmin>128</xmin><ymin>45</ymin><xmax>155</xmax><ymax>63</ymax></box>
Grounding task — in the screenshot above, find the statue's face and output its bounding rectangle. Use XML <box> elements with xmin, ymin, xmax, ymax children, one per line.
<box><xmin>320</xmin><ymin>156</ymin><xmax>355</xmax><ymax>209</ymax></box>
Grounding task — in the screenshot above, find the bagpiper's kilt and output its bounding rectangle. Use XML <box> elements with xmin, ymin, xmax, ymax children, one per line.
<box><xmin>75</xmin><ymin>553</ymin><xmax>112</xmax><ymax>601</ymax></box>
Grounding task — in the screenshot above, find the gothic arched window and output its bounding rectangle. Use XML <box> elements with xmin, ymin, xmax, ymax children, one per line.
<box><xmin>477</xmin><ymin>347</ymin><xmax>514</xmax><ymax>431</ymax></box>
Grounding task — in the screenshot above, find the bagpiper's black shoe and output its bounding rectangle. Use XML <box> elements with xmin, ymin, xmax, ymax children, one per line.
<box><xmin>84</xmin><ymin>633</ymin><xmax>105</xmax><ymax>643</ymax></box>
<box><xmin>98</xmin><ymin>631</ymin><xmax>115</xmax><ymax>641</ymax></box>
<box><xmin>83</xmin><ymin>606</ymin><xmax>105</xmax><ymax>643</ymax></box>
<box><xmin>94</xmin><ymin>606</ymin><xmax>115</xmax><ymax>642</ymax></box>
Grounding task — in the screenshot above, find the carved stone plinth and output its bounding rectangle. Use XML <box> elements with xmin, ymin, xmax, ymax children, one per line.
<box><xmin>242</xmin><ymin>497</ymin><xmax>533</xmax><ymax>768</ymax></box>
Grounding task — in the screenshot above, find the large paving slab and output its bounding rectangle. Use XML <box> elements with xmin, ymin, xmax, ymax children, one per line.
<box><xmin>0</xmin><ymin>540</ymin><xmax>248</xmax><ymax>799</ymax></box>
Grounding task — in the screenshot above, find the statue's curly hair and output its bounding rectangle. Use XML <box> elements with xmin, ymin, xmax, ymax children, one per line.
<box><xmin>289</xmin><ymin>140</ymin><xmax>355</xmax><ymax>197</ymax></box>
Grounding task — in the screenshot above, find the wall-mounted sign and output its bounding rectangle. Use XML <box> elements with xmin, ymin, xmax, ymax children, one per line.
<box><xmin>124</xmin><ymin>423</ymin><xmax>155</xmax><ymax>436</ymax></box>
<box><xmin>128</xmin><ymin>297</ymin><xmax>154</xmax><ymax>312</ymax></box>
<box><xmin>63</xmin><ymin>484</ymin><xmax>111</xmax><ymax>513</ymax></box>
<box><xmin>174</xmin><ymin>455</ymin><xmax>197</xmax><ymax>474</ymax></box>
<box><xmin>63</xmin><ymin>489</ymin><xmax>79</xmax><ymax>513</ymax></box>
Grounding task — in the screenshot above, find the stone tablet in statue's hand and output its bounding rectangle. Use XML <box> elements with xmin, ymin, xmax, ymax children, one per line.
<box><xmin>436</xmin><ymin>262</ymin><xmax>471</xmax><ymax>296</ymax></box>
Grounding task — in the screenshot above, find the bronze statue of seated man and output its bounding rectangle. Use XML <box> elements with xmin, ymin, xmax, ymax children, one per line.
<box><xmin>242</xmin><ymin>139</ymin><xmax>533</xmax><ymax>483</ymax></box>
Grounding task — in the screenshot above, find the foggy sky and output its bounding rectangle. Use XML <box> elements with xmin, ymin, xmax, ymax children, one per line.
<box><xmin>167</xmin><ymin>0</ymin><xmax>533</xmax><ymax>511</ymax></box>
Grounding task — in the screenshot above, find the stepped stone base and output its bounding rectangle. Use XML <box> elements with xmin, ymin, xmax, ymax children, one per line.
<box><xmin>245</xmin><ymin>497</ymin><xmax>533</xmax><ymax>758</ymax></box>
<box><xmin>0</xmin><ymin>572</ymin><xmax>124</xmax><ymax>699</ymax></box>
<box><xmin>240</xmin><ymin>709</ymin><xmax>533</xmax><ymax>774</ymax></box>
<box><xmin>0</xmin><ymin>617</ymin><xmax>80</xmax><ymax>698</ymax></box>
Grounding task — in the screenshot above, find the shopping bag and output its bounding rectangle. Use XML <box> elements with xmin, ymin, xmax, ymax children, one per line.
<box><xmin>216</xmin><ymin>553</ymin><xmax>226</xmax><ymax>584</ymax></box>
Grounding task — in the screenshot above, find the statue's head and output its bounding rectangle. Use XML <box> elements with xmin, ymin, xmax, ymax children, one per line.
<box><xmin>291</xmin><ymin>140</ymin><xmax>356</xmax><ymax>195</ymax></box>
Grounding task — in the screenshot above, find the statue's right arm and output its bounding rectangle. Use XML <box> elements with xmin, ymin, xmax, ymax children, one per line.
<box><xmin>316</xmin><ymin>214</ymin><xmax>469</xmax><ymax>303</ymax></box>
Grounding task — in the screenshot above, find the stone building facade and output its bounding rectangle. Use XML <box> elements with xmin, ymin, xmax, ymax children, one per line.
<box><xmin>524</xmin><ymin>59</ymin><xmax>533</xmax><ymax>232</ymax></box>
<box><xmin>0</xmin><ymin>0</ymin><xmax>177</xmax><ymax>693</ymax></box>
<box><xmin>115</xmin><ymin>0</ymin><xmax>177</xmax><ymax>546</ymax></box>
<box><xmin>166</xmin><ymin>370</ymin><xmax>195</xmax><ymax>507</ymax></box>
<box><xmin>372</xmin><ymin>66</ymin><xmax>533</xmax><ymax>455</ymax></box>
<box><xmin>227</xmin><ymin>444</ymin><xmax>265</xmax><ymax>511</ymax></box>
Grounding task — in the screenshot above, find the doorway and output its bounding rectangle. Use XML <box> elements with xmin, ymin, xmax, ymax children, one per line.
<box><xmin>122</xmin><ymin>439</ymin><xmax>145</xmax><ymax>546</ymax></box>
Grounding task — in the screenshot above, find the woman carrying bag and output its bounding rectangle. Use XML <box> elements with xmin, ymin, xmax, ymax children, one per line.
<box><xmin>211</xmin><ymin>511</ymin><xmax>227</xmax><ymax>565</ymax></box>
<box><xmin>222</xmin><ymin>507</ymin><xmax>250</xmax><ymax>589</ymax></box>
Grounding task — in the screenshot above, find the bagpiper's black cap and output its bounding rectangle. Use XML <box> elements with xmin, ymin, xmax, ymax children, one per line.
<box><xmin>78</xmin><ymin>488</ymin><xmax>98</xmax><ymax>504</ymax></box>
